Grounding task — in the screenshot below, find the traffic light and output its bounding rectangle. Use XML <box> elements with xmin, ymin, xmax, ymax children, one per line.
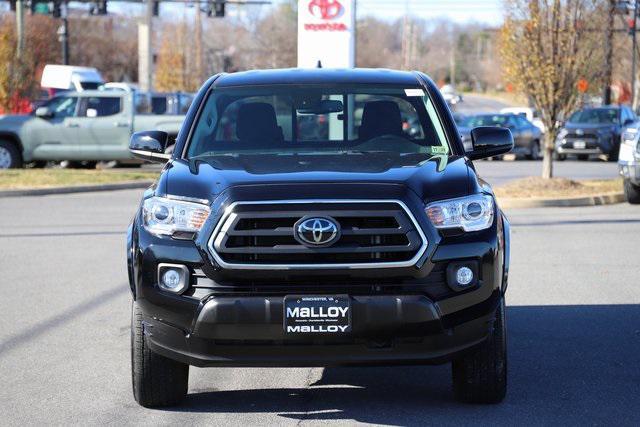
<box><xmin>30</xmin><ymin>0</ymin><xmax>50</xmax><ymax>15</ymax></box>
<box><xmin>89</xmin><ymin>1</ymin><xmax>108</xmax><ymax>15</ymax></box>
<box><xmin>207</xmin><ymin>0</ymin><xmax>225</xmax><ymax>18</ymax></box>
<box><xmin>215</xmin><ymin>0</ymin><xmax>225</xmax><ymax>17</ymax></box>
<box><xmin>52</xmin><ymin>0</ymin><xmax>62</xmax><ymax>17</ymax></box>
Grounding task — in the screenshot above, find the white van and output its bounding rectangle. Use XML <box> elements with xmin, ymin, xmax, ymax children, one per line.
<box><xmin>40</xmin><ymin>65</ymin><xmax>104</xmax><ymax>93</ymax></box>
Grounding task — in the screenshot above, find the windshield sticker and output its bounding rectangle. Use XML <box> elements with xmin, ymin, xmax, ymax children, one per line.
<box><xmin>404</xmin><ymin>88</ymin><xmax>425</xmax><ymax>97</ymax></box>
<box><xmin>428</xmin><ymin>146</ymin><xmax>448</xmax><ymax>155</ymax></box>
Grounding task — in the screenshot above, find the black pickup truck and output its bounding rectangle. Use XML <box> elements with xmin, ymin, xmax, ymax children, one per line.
<box><xmin>126</xmin><ymin>68</ymin><xmax>513</xmax><ymax>407</ymax></box>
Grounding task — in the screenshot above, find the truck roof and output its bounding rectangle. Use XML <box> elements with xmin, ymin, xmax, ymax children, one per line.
<box><xmin>214</xmin><ymin>68</ymin><xmax>424</xmax><ymax>87</ymax></box>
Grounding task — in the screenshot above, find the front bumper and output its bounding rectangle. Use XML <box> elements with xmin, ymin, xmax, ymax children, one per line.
<box><xmin>128</xmin><ymin>192</ymin><xmax>507</xmax><ymax>367</ymax></box>
<box><xmin>619</xmin><ymin>160</ymin><xmax>640</xmax><ymax>185</ymax></box>
<box><xmin>141</xmin><ymin>292</ymin><xmax>500</xmax><ymax>367</ymax></box>
<box><xmin>556</xmin><ymin>147</ymin><xmax>603</xmax><ymax>155</ymax></box>
<box><xmin>556</xmin><ymin>137</ymin><xmax>612</xmax><ymax>156</ymax></box>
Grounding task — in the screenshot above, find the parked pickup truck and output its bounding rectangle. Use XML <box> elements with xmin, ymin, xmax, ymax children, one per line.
<box><xmin>0</xmin><ymin>90</ymin><xmax>184</xmax><ymax>169</ymax></box>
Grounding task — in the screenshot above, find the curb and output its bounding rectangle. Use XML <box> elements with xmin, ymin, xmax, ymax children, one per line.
<box><xmin>0</xmin><ymin>180</ymin><xmax>154</xmax><ymax>198</ymax></box>
<box><xmin>498</xmin><ymin>192</ymin><xmax>625</xmax><ymax>208</ymax></box>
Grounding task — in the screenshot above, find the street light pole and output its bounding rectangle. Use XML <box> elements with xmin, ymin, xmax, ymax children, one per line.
<box><xmin>16</xmin><ymin>0</ymin><xmax>24</xmax><ymax>59</ymax></box>
<box><xmin>57</xmin><ymin>1</ymin><xmax>69</xmax><ymax>65</ymax></box>
<box><xmin>632</xmin><ymin>0</ymin><xmax>638</xmax><ymax>109</ymax></box>
<box><xmin>138</xmin><ymin>0</ymin><xmax>154</xmax><ymax>92</ymax></box>
<box><xmin>604</xmin><ymin>0</ymin><xmax>615</xmax><ymax>105</ymax></box>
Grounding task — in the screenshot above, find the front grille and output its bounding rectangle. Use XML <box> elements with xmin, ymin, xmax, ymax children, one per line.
<box><xmin>565</xmin><ymin>132</ymin><xmax>598</xmax><ymax>141</ymax></box>
<box><xmin>208</xmin><ymin>200</ymin><xmax>427</xmax><ymax>269</ymax></box>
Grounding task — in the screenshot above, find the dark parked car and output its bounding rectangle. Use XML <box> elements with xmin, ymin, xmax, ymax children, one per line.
<box><xmin>555</xmin><ymin>106</ymin><xmax>637</xmax><ymax>161</ymax></box>
<box><xmin>468</xmin><ymin>113</ymin><xmax>543</xmax><ymax>159</ymax></box>
<box><xmin>453</xmin><ymin>112</ymin><xmax>473</xmax><ymax>152</ymax></box>
<box><xmin>126</xmin><ymin>68</ymin><xmax>513</xmax><ymax>407</ymax></box>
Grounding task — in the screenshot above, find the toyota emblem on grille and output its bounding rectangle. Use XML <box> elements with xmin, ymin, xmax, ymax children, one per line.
<box><xmin>294</xmin><ymin>216</ymin><xmax>340</xmax><ymax>247</ymax></box>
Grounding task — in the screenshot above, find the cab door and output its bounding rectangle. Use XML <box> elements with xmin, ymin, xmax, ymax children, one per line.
<box><xmin>83</xmin><ymin>95</ymin><xmax>131</xmax><ymax>160</ymax></box>
<box><xmin>505</xmin><ymin>115</ymin><xmax>525</xmax><ymax>149</ymax></box>
<box><xmin>29</xmin><ymin>96</ymin><xmax>80</xmax><ymax>160</ymax></box>
<box><xmin>68</xmin><ymin>94</ymin><xmax>131</xmax><ymax>160</ymax></box>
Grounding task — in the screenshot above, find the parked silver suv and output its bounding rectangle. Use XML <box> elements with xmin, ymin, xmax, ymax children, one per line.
<box><xmin>619</xmin><ymin>125</ymin><xmax>640</xmax><ymax>203</ymax></box>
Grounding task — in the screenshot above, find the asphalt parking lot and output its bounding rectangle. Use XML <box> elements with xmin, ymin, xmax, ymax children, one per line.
<box><xmin>473</xmin><ymin>159</ymin><xmax>620</xmax><ymax>186</ymax></box>
<box><xmin>1</xmin><ymin>185</ymin><xmax>638</xmax><ymax>426</ymax></box>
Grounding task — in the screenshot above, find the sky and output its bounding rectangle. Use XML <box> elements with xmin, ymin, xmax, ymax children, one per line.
<box><xmin>277</xmin><ymin>0</ymin><xmax>504</xmax><ymax>25</ymax></box>
<box><xmin>0</xmin><ymin>0</ymin><xmax>504</xmax><ymax>26</ymax></box>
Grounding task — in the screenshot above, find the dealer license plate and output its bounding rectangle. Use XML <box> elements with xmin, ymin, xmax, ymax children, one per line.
<box><xmin>284</xmin><ymin>295</ymin><xmax>351</xmax><ymax>334</ymax></box>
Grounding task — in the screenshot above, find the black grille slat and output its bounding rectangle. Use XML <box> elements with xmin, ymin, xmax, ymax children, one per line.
<box><xmin>196</xmin><ymin>263</ymin><xmax>451</xmax><ymax>299</ymax></box>
<box><xmin>565</xmin><ymin>133</ymin><xmax>598</xmax><ymax>141</ymax></box>
<box><xmin>219</xmin><ymin>242</ymin><xmax>418</xmax><ymax>254</ymax></box>
<box><xmin>211</xmin><ymin>201</ymin><xmax>425</xmax><ymax>266</ymax></box>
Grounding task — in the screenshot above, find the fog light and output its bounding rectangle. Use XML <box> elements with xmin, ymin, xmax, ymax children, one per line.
<box><xmin>157</xmin><ymin>264</ymin><xmax>189</xmax><ymax>294</ymax></box>
<box><xmin>162</xmin><ymin>270</ymin><xmax>181</xmax><ymax>289</ymax></box>
<box><xmin>445</xmin><ymin>261</ymin><xmax>478</xmax><ymax>291</ymax></box>
<box><xmin>456</xmin><ymin>266</ymin><xmax>474</xmax><ymax>286</ymax></box>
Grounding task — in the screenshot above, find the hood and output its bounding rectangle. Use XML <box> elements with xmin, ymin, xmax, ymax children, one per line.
<box><xmin>157</xmin><ymin>154</ymin><xmax>472</xmax><ymax>204</ymax></box>
<box><xmin>0</xmin><ymin>114</ymin><xmax>32</xmax><ymax>131</ymax></box>
<box><xmin>563</xmin><ymin>122</ymin><xmax>617</xmax><ymax>133</ymax></box>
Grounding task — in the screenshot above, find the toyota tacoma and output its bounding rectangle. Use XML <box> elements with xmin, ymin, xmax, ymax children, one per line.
<box><xmin>126</xmin><ymin>68</ymin><xmax>513</xmax><ymax>407</ymax></box>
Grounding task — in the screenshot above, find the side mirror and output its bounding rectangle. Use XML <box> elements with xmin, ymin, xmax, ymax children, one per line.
<box><xmin>129</xmin><ymin>130</ymin><xmax>171</xmax><ymax>162</ymax></box>
<box><xmin>624</xmin><ymin>118</ymin><xmax>635</xmax><ymax>126</ymax></box>
<box><xmin>35</xmin><ymin>106</ymin><xmax>53</xmax><ymax>119</ymax></box>
<box><xmin>467</xmin><ymin>126</ymin><xmax>514</xmax><ymax>160</ymax></box>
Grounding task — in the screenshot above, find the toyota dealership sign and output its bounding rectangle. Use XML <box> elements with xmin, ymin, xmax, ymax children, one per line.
<box><xmin>298</xmin><ymin>0</ymin><xmax>355</xmax><ymax>68</ymax></box>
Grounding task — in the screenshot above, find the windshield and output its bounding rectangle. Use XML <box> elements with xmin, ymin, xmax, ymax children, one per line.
<box><xmin>186</xmin><ymin>85</ymin><xmax>451</xmax><ymax>166</ymax></box>
<box><xmin>468</xmin><ymin>114</ymin><xmax>510</xmax><ymax>127</ymax></box>
<box><xmin>568</xmin><ymin>109</ymin><xmax>619</xmax><ymax>125</ymax></box>
<box><xmin>453</xmin><ymin>113</ymin><xmax>472</xmax><ymax>127</ymax></box>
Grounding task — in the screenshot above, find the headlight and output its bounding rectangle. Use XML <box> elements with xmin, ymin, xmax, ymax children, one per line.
<box><xmin>142</xmin><ymin>196</ymin><xmax>211</xmax><ymax>236</ymax></box>
<box><xmin>425</xmin><ymin>194</ymin><xmax>494</xmax><ymax>232</ymax></box>
<box><xmin>622</xmin><ymin>128</ymin><xmax>638</xmax><ymax>146</ymax></box>
<box><xmin>555</xmin><ymin>129</ymin><xmax>567</xmax><ymax>141</ymax></box>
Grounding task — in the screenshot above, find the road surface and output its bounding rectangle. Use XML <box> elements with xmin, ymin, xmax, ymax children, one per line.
<box><xmin>1</xmin><ymin>189</ymin><xmax>638</xmax><ymax>425</ymax></box>
<box><xmin>454</xmin><ymin>94</ymin><xmax>512</xmax><ymax>114</ymax></box>
<box><xmin>474</xmin><ymin>160</ymin><xmax>620</xmax><ymax>187</ymax></box>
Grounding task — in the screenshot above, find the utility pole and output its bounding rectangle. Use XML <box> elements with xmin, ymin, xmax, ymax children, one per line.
<box><xmin>138</xmin><ymin>0</ymin><xmax>154</xmax><ymax>92</ymax></box>
<box><xmin>632</xmin><ymin>0</ymin><xmax>639</xmax><ymax>109</ymax></box>
<box><xmin>194</xmin><ymin>2</ymin><xmax>203</xmax><ymax>85</ymax></box>
<box><xmin>603</xmin><ymin>0</ymin><xmax>615</xmax><ymax>105</ymax></box>
<box><xmin>410</xmin><ymin>20</ymin><xmax>418</xmax><ymax>69</ymax></box>
<box><xmin>401</xmin><ymin>0</ymin><xmax>410</xmax><ymax>70</ymax></box>
<box><xmin>450</xmin><ymin>33</ymin><xmax>456</xmax><ymax>86</ymax></box>
<box><xmin>15</xmin><ymin>0</ymin><xmax>24</xmax><ymax>59</ymax></box>
<box><xmin>57</xmin><ymin>2</ymin><xmax>69</xmax><ymax>65</ymax></box>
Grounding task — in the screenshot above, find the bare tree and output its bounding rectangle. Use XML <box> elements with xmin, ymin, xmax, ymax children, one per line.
<box><xmin>501</xmin><ymin>0</ymin><xmax>600</xmax><ymax>179</ymax></box>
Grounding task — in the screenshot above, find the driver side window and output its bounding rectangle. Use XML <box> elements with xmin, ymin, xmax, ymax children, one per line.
<box><xmin>46</xmin><ymin>97</ymin><xmax>78</xmax><ymax>119</ymax></box>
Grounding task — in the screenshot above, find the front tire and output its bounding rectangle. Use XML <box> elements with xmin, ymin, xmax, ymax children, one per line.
<box><xmin>624</xmin><ymin>178</ymin><xmax>640</xmax><ymax>204</ymax></box>
<box><xmin>452</xmin><ymin>297</ymin><xmax>507</xmax><ymax>404</ymax></box>
<box><xmin>0</xmin><ymin>140</ymin><xmax>23</xmax><ymax>169</ymax></box>
<box><xmin>608</xmin><ymin>146</ymin><xmax>619</xmax><ymax>162</ymax></box>
<box><xmin>131</xmin><ymin>301</ymin><xmax>189</xmax><ymax>407</ymax></box>
<box><xmin>553</xmin><ymin>151</ymin><xmax>566</xmax><ymax>161</ymax></box>
<box><xmin>526</xmin><ymin>140</ymin><xmax>541</xmax><ymax>160</ymax></box>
